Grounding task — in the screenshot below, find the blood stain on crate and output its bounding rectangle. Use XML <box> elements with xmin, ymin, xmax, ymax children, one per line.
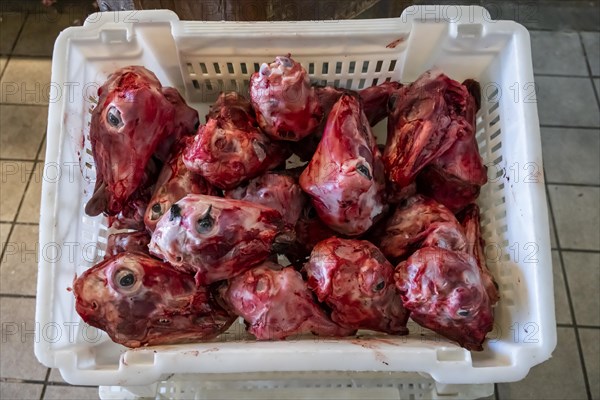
<box><xmin>350</xmin><ymin>339</ymin><xmax>389</xmax><ymax>365</ymax></box>
<box><xmin>386</xmin><ymin>35</ymin><xmax>408</xmax><ymax>49</ymax></box>
<box><xmin>201</xmin><ymin>347</ymin><xmax>219</xmax><ymax>354</ymax></box>
<box><xmin>370</xmin><ymin>337</ymin><xmax>401</xmax><ymax>347</ymax></box>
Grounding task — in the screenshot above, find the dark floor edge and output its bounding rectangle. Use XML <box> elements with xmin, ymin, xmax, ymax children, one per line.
<box><xmin>559</xmin><ymin>249</ymin><xmax>600</xmax><ymax>254</ymax></box>
<box><xmin>557</xmin><ymin>323</ymin><xmax>600</xmax><ymax>330</ymax></box>
<box><xmin>539</xmin><ymin>124</ymin><xmax>600</xmax><ymax>130</ymax></box>
<box><xmin>545</xmin><ymin>182</ymin><xmax>600</xmax><ymax>188</ymax></box>
<box><xmin>0</xmin><ymin>293</ymin><xmax>36</xmax><ymax>298</ymax></box>
<box><xmin>0</xmin><ymin>376</ymin><xmax>96</xmax><ymax>389</ymax></box>
<box><xmin>1</xmin><ymin>221</ymin><xmax>40</xmax><ymax>226</ymax></box>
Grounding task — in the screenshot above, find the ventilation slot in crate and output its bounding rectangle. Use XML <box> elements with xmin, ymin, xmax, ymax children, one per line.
<box><xmin>180</xmin><ymin>57</ymin><xmax>401</xmax><ymax>102</ymax></box>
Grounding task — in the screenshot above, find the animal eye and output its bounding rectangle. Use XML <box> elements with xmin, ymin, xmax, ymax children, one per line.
<box><xmin>457</xmin><ymin>309</ymin><xmax>470</xmax><ymax>317</ymax></box>
<box><xmin>116</xmin><ymin>269</ymin><xmax>135</xmax><ymax>288</ymax></box>
<box><xmin>373</xmin><ymin>280</ymin><xmax>385</xmax><ymax>292</ymax></box>
<box><xmin>169</xmin><ymin>204</ymin><xmax>181</xmax><ymax>221</ymax></box>
<box><xmin>356</xmin><ymin>164</ymin><xmax>372</xmax><ymax>180</ymax></box>
<box><xmin>196</xmin><ymin>205</ymin><xmax>214</xmax><ymax>233</ymax></box>
<box><xmin>106</xmin><ymin>106</ymin><xmax>123</xmax><ymax>128</ymax></box>
<box><xmin>150</xmin><ymin>203</ymin><xmax>163</xmax><ymax>220</ymax></box>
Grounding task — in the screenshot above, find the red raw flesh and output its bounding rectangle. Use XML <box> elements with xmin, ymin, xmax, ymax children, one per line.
<box><xmin>300</xmin><ymin>94</ymin><xmax>386</xmax><ymax>236</ymax></box>
<box><xmin>384</xmin><ymin>70</ymin><xmax>474</xmax><ymax>188</ymax></box>
<box><xmin>86</xmin><ymin>66</ymin><xmax>198</xmax><ymax>216</ymax></box>
<box><xmin>359</xmin><ymin>81</ymin><xmax>402</xmax><ymax>126</ymax></box>
<box><xmin>104</xmin><ymin>231</ymin><xmax>151</xmax><ymax>258</ymax></box>
<box><xmin>148</xmin><ymin>194</ymin><xmax>292</xmax><ymax>284</ymax></box>
<box><xmin>417</xmin><ymin>79</ymin><xmax>487</xmax><ymax>212</ymax></box>
<box><xmin>295</xmin><ymin>82</ymin><xmax>401</xmax><ymax>161</ymax></box>
<box><xmin>285</xmin><ymin>202</ymin><xmax>339</xmax><ymax>264</ymax></box>
<box><xmin>220</xmin><ymin>261</ymin><xmax>355</xmax><ymax>340</ymax></box>
<box><xmin>458</xmin><ymin>204</ymin><xmax>500</xmax><ymax>305</ymax></box>
<box><xmin>395</xmin><ymin>247</ymin><xmax>494</xmax><ymax>351</ymax></box>
<box><xmin>224</xmin><ymin>171</ymin><xmax>306</xmax><ymax>227</ymax></box>
<box><xmin>106</xmin><ymin>157</ymin><xmax>161</xmax><ymax>230</ymax></box>
<box><xmin>145</xmin><ymin>137</ymin><xmax>218</xmax><ymax>232</ymax></box>
<box><xmin>379</xmin><ymin>194</ymin><xmax>466</xmax><ymax>261</ymax></box>
<box><xmin>183</xmin><ymin>92</ymin><xmax>289</xmax><ymax>190</ymax></box>
<box><xmin>305</xmin><ymin>237</ymin><xmax>409</xmax><ymax>334</ymax></box>
<box><xmin>250</xmin><ymin>55</ymin><xmax>322</xmax><ymax>141</ymax></box>
<box><xmin>73</xmin><ymin>252</ymin><xmax>234</xmax><ymax>348</ymax></box>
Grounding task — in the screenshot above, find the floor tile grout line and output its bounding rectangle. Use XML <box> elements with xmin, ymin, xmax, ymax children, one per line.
<box><xmin>0</xmin><ymin>293</ymin><xmax>36</xmax><ymax>299</ymax></box>
<box><xmin>46</xmin><ymin>381</ymin><xmax>98</xmax><ymax>388</ymax></box>
<box><xmin>539</xmin><ymin>124</ymin><xmax>599</xmax><ymax>130</ymax></box>
<box><xmin>527</xmin><ymin>28</ymin><xmax>600</xmax><ymax>33</ymax></box>
<box><xmin>557</xmin><ymin>323</ymin><xmax>600</xmax><ymax>330</ymax></box>
<box><xmin>559</xmin><ymin>248</ymin><xmax>600</xmax><ymax>254</ymax></box>
<box><xmin>0</xmin><ymin>375</ymin><xmax>95</xmax><ymax>388</ymax></box>
<box><xmin>534</xmin><ymin>73</ymin><xmax>590</xmax><ymax>78</ymax></box>
<box><xmin>0</xmin><ymin>58</ymin><xmax>7</xmax><ymax>80</ymax></box>
<box><xmin>35</xmin><ymin>130</ymin><xmax>48</xmax><ymax>163</ymax></box>
<box><xmin>2</xmin><ymin>54</ymin><xmax>55</xmax><ymax>60</ymax></box>
<box><xmin>39</xmin><ymin>368</ymin><xmax>50</xmax><ymax>400</ymax></box>
<box><xmin>0</xmin><ymin>12</ymin><xmax>29</xmax><ymax>79</ymax></box>
<box><xmin>0</xmin><ymin>158</ymin><xmax>37</xmax><ymax>271</ymax></box>
<box><xmin>0</xmin><ymin>221</ymin><xmax>40</xmax><ymax>226</ymax></box>
<box><xmin>0</xmin><ymin>377</ymin><xmax>45</xmax><ymax>385</ymax></box>
<box><xmin>578</xmin><ymin>32</ymin><xmax>600</xmax><ymax>117</ymax></box>
<box><xmin>0</xmin><ymin>12</ymin><xmax>29</xmax><ymax>82</ymax></box>
<box><xmin>576</xmin><ymin>325</ymin><xmax>600</xmax><ymax>330</ymax></box>
<box><xmin>545</xmin><ymin>184</ymin><xmax>592</xmax><ymax>400</ymax></box>
<box><xmin>546</xmin><ymin>182</ymin><xmax>600</xmax><ymax>188</ymax></box>
<box><xmin>35</xmin><ymin>126</ymin><xmax>47</xmax><ymax>162</ymax></box>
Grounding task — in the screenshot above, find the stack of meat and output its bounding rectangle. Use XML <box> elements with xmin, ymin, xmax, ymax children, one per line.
<box><xmin>73</xmin><ymin>57</ymin><xmax>498</xmax><ymax>351</ymax></box>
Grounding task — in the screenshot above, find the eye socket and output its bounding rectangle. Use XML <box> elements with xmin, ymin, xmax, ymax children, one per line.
<box><xmin>106</xmin><ymin>106</ymin><xmax>123</xmax><ymax>128</ymax></box>
<box><xmin>277</xmin><ymin>56</ymin><xmax>293</xmax><ymax>68</ymax></box>
<box><xmin>196</xmin><ymin>205</ymin><xmax>214</xmax><ymax>234</ymax></box>
<box><xmin>169</xmin><ymin>204</ymin><xmax>181</xmax><ymax>221</ymax></box>
<box><xmin>356</xmin><ymin>164</ymin><xmax>372</xmax><ymax>180</ymax></box>
<box><xmin>150</xmin><ymin>203</ymin><xmax>163</xmax><ymax>220</ymax></box>
<box><xmin>252</xmin><ymin>140</ymin><xmax>267</xmax><ymax>162</ymax></box>
<box><xmin>260</xmin><ymin>63</ymin><xmax>271</xmax><ymax>76</ymax></box>
<box><xmin>373</xmin><ymin>280</ymin><xmax>385</xmax><ymax>292</ymax></box>
<box><xmin>115</xmin><ymin>269</ymin><xmax>135</xmax><ymax>288</ymax></box>
<box><xmin>255</xmin><ymin>276</ymin><xmax>269</xmax><ymax>293</ymax></box>
<box><xmin>457</xmin><ymin>309</ymin><xmax>470</xmax><ymax>317</ymax></box>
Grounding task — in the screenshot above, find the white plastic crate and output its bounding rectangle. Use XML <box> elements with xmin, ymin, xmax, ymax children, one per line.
<box><xmin>35</xmin><ymin>6</ymin><xmax>555</xmax><ymax>395</ymax></box>
<box><xmin>97</xmin><ymin>371</ymin><xmax>494</xmax><ymax>399</ymax></box>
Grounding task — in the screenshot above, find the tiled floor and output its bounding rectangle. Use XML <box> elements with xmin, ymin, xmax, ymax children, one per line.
<box><xmin>0</xmin><ymin>4</ymin><xmax>599</xmax><ymax>400</ymax></box>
